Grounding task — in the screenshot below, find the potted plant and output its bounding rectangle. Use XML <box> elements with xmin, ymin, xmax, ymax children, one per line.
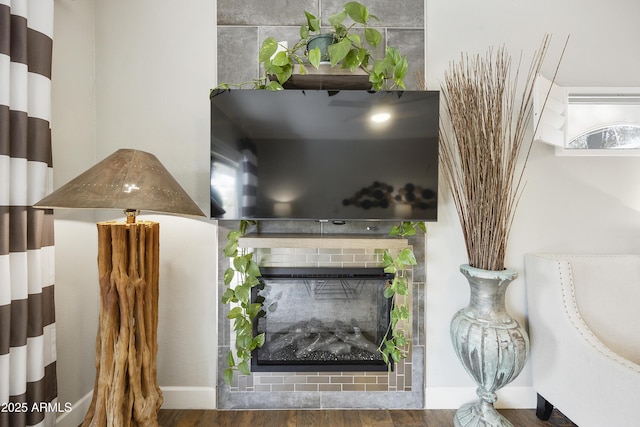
<box><xmin>217</xmin><ymin>1</ymin><xmax>408</xmax><ymax>91</ymax></box>
<box><xmin>439</xmin><ymin>35</ymin><xmax>566</xmax><ymax>427</ymax></box>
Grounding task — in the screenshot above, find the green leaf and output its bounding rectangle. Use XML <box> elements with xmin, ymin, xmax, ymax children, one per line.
<box><xmin>346</xmin><ymin>33</ymin><xmax>361</xmax><ymax>47</ymax></box>
<box><xmin>223</xmin><ymin>267</ymin><xmax>235</xmax><ymax>285</ymax></box>
<box><xmin>395</xmin><ymin>334</ymin><xmax>407</xmax><ymax>347</ymax></box>
<box><xmin>382</xmin><ymin>250</ymin><xmax>394</xmax><ymax>268</ymax></box>
<box><xmin>247</xmin><ymin>260</ymin><xmax>261</xmax><ymax>277</ymax></box>
<box><xmin>333</xmin><ymin>23</ymin><xmax>348</xmax><ymax>39</ymax></box>
<box><xmin>389</xmin><ymin>225</ymin><xmax>401</xmax><ymax>237</ymax></box>
<box><xmin>300</xmin><ymin>24</ymin><xmax>309</xmax><ymax>40</ymax></box>
<box><xmin>399</xmin><ymin>306</ymin><xmax>410</xmax><ymax>319</ymax></box>
<box><xmin>372</xmin><ymin>58</ymin><xmax>387</xmax><ymax>76</ymax></box>
<box><xmin>246</xmin><ymin>303</ymin><xmax>263</xmax><ymax>319</ymax></box>
<box><xmin>223</xmin><ymin>240</ymin><xmax>238</xmax><ymax>258</ymax></box>
<box><xmin>233</xmin><ymin>256</ymin><xmax>248</xmax><ymax>273</ymax></box>
<box><xmin>245</xmin><ymin>275</ymin><xmax>260</xmax><ymax>288</ymax></box>
<box><xmin>394</xmin><ymin>56</ymin><xmax>408</xmax><ymax>78</ymax></box>
<box><xmin>252</xmin><ymin>333</ymin><xmax>266</xmax><ymax>350</ymax></box>
<box><xmin>396</xmin><ymin>278</ymin><xmax>408</xmax><ymax>295</ymax></box>
<box><xmin>364</xmin><ymin>28</ymin><xmax>382</xmax><ymax>47</ymax></box>
<box><xmin>235</xmin><ymin>283</ymin><xmax>251</xmax><ymax>303</ymax></box>
<box><xmin>238</xmin><ymin>360</ymin><xmax>251</xmax><ymax>376</ymax></box>
<box><xmin>344</xmin><ymin>1</ymin><xmax>369</xmax><ymax>24</ymax></box>
<box><xmin>383</xmin><ymin>265</ymin><xmax>397</xmax><ymax>274</ymax></box>
<box><xmin>298</xmin><ymin>63</ymin><xmax>308</xmax><ymax>75</ymax></box>
<box><xmin>239</xmin><ymin>220</ymin><xmax>254</xmax><ymax>235</ymax></box>
<box><xmin>383</xmin><ymin>286</ymin><xmax>395</xmax><ymax>299</ymax></box>
<box><xmin>398</xmin><ymin>248</ymin><xmax>417</xmax><ymax>265</ymax></box>
<box><xmin>223</xmin><ymin>367</ymin><xmax>234</xmax><ymax>385</ymax></box>
<box><xmin>259</xmin><ymin>37</ymin><xmax>279</xmax><ymax>63</ymax></box>
<box><xmin>385</xmin><ymin>339</ymin><xmax>396</xmax><ymax>352</ymax></box>
<box><xmin>390</xmin><ymin>306</ymin><xmax>401</xmax><ymax>323</ymax></box>
<box><xmin>271</xmin><ymin>51</ymin><xmax>290</xmax><ymax>67</ymax></box>
<box><xmin>328</xmin><ymin>10</ymin><xmax>347</xmax><ymax>28</ymax></box>
<box><xmin>304</xmin><ymin>11</ymin><xmax>320</xmax><ymax>32</ymax></box>
<box><xmin>227</xmin><ymin>306</ymin><xmax>243</xmax><ymax>319</ymax></box>
<box><xmin>401</xmin><ymin>222</ymin><xmax>417</xmax><ymax>236</ymax></box>
<box><xmin>343</xmin><ymin>49</ymin><xmax>363</xmax><ymax>72</ymax></box>
<box><xmin>417</xmin><ymin>222</ymin><xmax>427</xmax><ymax>233</ymax></box>
<box><xmin>227</xmin><ymin>350</ymin><xmax>236</xmax><ymax>368</ymax></box>
<box><xmin>227</xmin><ymin>230</ymin><xmax>241</xmax><ymax>242</ymax></box>
<box><xmin>237</xmin><ymin>331</ymin><xmax>252</xmax><ymax>349</ymax></box>
<box><xmin>328</xmin><ymin>38</ymin><xmax>352</xmax><ymax>66</ymax></box>
<box><xmin>221</xmin><ymin>287</ymin><xmax>236</xmax><ymax>304</ymax></box>
<box><xmin>308</xmin><ymin>47</ymin><xmax>321</xmax><ymax>69</ymax></box>
<box><xmin>275</xmin><ymin>63</ymin><xmax>293</xmax><ymax>85</ymax></box>
<box><xmin>266</xmin><ymin>81</ymin><xmax>284</xmax><ymax>91</ymax></box>
<box><xmin>391</xmin><ymin>349</ymin><xmax>401</xmax><ymax>362</ymax></box>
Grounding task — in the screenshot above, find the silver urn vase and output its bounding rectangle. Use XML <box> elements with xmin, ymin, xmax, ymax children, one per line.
<box><xmin>450</xmin><ymin>264</ymin><xmax>529</xmax><ymax>427</ymax></box>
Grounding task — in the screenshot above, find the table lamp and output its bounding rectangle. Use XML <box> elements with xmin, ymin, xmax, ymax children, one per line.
<box><xmin>34</xmin><ymin>149</ymin><xmax>218</xmax><ymax>426</ymax></box>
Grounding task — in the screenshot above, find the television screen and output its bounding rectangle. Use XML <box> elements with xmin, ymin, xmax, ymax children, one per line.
<box><xmin>210</xmin><ymin>89</ymin><xmax>439</xmax><ymax>221</ymax></box>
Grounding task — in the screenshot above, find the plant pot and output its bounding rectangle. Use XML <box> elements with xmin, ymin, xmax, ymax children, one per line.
<box><xmin>306</xmin><ymin>34</ymin><xmax>336</xmax><ymax>63</ymax></box>
<box><xmin>450</xmin><ymin>264</ymin><xmax>530</xmax><ymax>427</ymax></box>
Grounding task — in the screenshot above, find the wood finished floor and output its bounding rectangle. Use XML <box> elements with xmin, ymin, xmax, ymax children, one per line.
<box><xmin>157</xmin><ymin>408</ymin><xmax>577</xmax><ymax>427</ymax></box>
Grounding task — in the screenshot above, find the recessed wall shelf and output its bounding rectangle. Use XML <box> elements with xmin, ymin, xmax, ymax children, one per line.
<box><xmin>238</xmin><ymin>234</ymin><xmax>408</xmax><ymax>250</ymax></box>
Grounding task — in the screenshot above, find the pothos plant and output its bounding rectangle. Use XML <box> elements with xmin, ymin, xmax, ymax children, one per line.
<box><xmin>216</xmin><ymin>1</ymin><xmax>408</xmax><ymax>91</ymax></box>
<box><xmin>378</xmin><ymin>221</ymin><xmax>425</xmax><ymax>366</ymax></box>
<box><xmin>221</xmin><ymin>220</ymin><xmax>265</xmax><ymax>385</ymax></box>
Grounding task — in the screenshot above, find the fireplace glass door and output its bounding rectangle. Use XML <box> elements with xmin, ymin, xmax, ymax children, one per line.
<box><xmin>252</xmin><ymin>267</ymin><xmax>393</xmax><ymax>372</ymax></box>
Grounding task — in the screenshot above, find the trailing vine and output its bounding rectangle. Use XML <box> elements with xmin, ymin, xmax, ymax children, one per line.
<box><xmin>221</xmin><ymin>220</ymin><xmax>265</xmax><ymax>385</ymax></box>
<box><xmin>379</xmin><ymin>221</ymin><xmax>425</xmax><ymax>366</ymax></box>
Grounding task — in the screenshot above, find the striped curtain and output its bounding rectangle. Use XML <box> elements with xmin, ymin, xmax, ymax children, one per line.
<box><xmin>0</xmin><ymin>1</ymin><xmax>57</xmax><ymax>427</ymax></box>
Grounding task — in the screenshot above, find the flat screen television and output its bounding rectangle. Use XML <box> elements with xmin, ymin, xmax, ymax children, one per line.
<box><xmin>210</xmin><ymin>89</ymin><xmax>439</xmax><ymax>221</ymax></box>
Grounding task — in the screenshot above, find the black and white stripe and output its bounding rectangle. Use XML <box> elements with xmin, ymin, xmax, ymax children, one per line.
<box><xmin>0</xmin><ymin>1</ymin><xmax>57</xmax><ymax>426</ymax></box>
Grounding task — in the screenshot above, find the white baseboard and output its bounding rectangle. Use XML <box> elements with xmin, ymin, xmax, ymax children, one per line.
<box><xmin>55</xmin><ymin>391</ymin><xmax>92</xmax><ymax>427</ymax></box>
<box><xmin>55</xmin><ymin>387</ymin><xmax>216</xmax><ymax>426</ymax></box>
<box><xmin>425</xmin><ymin>386</ymin><xmax>536</xmax><ymax>409</ymax></box>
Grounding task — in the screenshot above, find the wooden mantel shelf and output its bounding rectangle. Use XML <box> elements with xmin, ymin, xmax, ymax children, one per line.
<box><xmin>276</xmin><ymin>64</ymin><xmax>372</xmax><ymax>90</ymax></box>
<box><xmin>238</xmin><ymin>234</ymin><xmax>409</xmax><ymax>250</ymax></box>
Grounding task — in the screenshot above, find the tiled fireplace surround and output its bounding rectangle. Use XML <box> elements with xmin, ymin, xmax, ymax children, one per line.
<box><xmin>217</xmin><ymin>221</ymin><xmax>426</xmax><ymax>409</ymax></box>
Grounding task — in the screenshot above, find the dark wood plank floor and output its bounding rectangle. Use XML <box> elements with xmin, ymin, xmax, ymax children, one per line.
<box><xmin>157</xmin><ymin>408</ymin><xmax>577</xmax><ymax>427</ymax></box>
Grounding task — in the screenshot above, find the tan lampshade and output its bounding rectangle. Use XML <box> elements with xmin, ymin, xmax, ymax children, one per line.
<box><xmin>34</xmin><ymin>149</ymin><xmax>210</xmax><ymax>217</ymax></box>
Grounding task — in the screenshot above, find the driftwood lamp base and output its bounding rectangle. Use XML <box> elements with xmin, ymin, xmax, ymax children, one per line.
<box><xmin>82</xmin><ymin>221</ymin><xmax>163</xmax><ymax>427</ymax></box>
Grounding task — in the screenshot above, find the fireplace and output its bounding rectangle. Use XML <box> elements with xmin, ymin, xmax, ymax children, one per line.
<box><xmin>216</xmin><ymin>227</ymin><xmax>425</xmax><ymax>409</ymax></box>
<box><xmin>252</xmin><ymin>267</ymin><xmax>394</xmax><ymax>372</ymax></box>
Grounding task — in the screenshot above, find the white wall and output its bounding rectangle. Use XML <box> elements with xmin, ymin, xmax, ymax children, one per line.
<box><xmin>51</xmin><ymin>0</ymin><xmax>640</xmax><ymax>417</ymax></box>
<box><xmin>52</xmin><ymin>0</ymin><xmax>218</xmax><ymax>422</ymax></box>
<box><xmin>51</xmin><ymin>0</ymin><xmax>99</xmax><ymax>416</ymax></box>
<box><xmin>93</xmin><ymin>0</ymin><xmax>218</xmax><ymax>399</ymax></box>
<box><xmin>425</xmin><ymin>0</ymin><xmax>640</xmax><ymax>408</ymax></box>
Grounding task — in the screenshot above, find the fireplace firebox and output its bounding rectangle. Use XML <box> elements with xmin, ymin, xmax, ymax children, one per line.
<box><xmin>251</xmin><ymin>267</ymin><xmax>394</xmax><ymax>372</ymax></box>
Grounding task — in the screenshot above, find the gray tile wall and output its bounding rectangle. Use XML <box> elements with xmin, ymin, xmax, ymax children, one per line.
<box><xmin>217</xmin><ymin>0</ymin><xmax>425</xmax><ymax>89</ymax></box>
<box><xmin>216</xmin><ymin>1</ymin><xmax>427</xmax><ymax>409</ymax></box>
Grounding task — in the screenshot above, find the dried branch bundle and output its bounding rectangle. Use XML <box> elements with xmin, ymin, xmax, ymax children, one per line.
<box><xmin>439</xmin><ymin>35</ymin><xmax>562</xmax><ymax>271</ymax></box>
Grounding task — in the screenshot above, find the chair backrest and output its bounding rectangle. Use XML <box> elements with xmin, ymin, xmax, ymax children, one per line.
<box><xmin>563</xmin><ymin>255</ymin><xmax>640</xmax><ymax>365</ymax></box>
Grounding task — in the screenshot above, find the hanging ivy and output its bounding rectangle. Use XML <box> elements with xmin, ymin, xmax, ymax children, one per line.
<box><xmin>221</xmin><ymin>220</ymin><xmax>265</xmax><ymax>385</ymax></box>
<box><xmin>379</xmin><ymin>221</ymin><xmax>425</xmax><ymax>366</ymax></box>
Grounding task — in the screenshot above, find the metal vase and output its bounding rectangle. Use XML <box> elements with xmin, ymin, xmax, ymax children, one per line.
<box><xmin>450</xmin><ymin>264</ymin><xmax>529</xmax><ymax>427</ymax></box>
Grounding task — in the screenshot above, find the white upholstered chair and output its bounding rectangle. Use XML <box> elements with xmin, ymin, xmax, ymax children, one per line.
<box><xmin>524</xmin><ymin>254</ymin><xmax>640</xmax><ymax>427</ymax></box>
